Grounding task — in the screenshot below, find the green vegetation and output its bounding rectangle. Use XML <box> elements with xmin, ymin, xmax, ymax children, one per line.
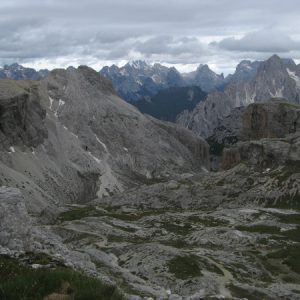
<box><xmin>60</xmin><ymin>206</ymin><xmax>168</xmax><ymax>222</ymax></box>
<box><xmin>282</xmin><ymin>226</ymin><xmax>300</xmax><ymax>242</ymax></box>
<box><xmin>267</xmin><ymin>244</ymin><xmax>300</xmax><ymax>274</ymax></box>
<box><xmin>134</xmin><ymin>86</ymin><xmax>207</xmax><ymax>122</ymax></box>
<box><xmin>161</xmin><ymin>239</ymin><xmax>190</xmax><ymax>249</ymax></box>
<box><xmin>59</xmin><ymin>206</ymin><xmax>103</xmax><ymax>221</ymax></box>
<box><xmin>266</xmin><ymin>191</ymin><xmax>300</xmax><ymax>210</ymax></box>
<box><xmin>206</xmin><ymin>137</ymin><xmax>224</xmax><ymax>156</ymax></box>
<box><xmin>235</xmin><ymin>224</ymin><xmax>280</xmax><ymax>235</ymax></box>
<box><xmin>228</xmin><ymin>284</ymin><xmax>268</xmax><ymax>300</ymax></box>
<box><xmin>275</xmin><ymin>213</ymin><xmax>300</xmax><ymax>225</ymax></box>
<box><xmin>167</xmin><ymin>255</ymin><xmax>202</xmax><ymax>279</ymax></box>
<box><xmin>0</xmin><ymin>255</ymin><xmax>123</xmax><ymax>300</ymax></box>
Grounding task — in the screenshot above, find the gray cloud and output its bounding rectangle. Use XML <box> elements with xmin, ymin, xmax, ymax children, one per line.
<box><xmin>0</xmin><ymin>0</ymin><xmax>300</xmax><ymax>73</ymax></box>
<box><xmin>215</xmin><ymin>30</ymin><xmax>300</xmax><ymax>53</ymax></box>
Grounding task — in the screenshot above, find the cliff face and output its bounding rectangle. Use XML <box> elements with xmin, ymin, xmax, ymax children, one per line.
<box><xmin>242</xmin><ymin>99</ymin><xmax>299</xmax><ymax>140</ymax></box>
<box><xmin>221</xmin><ymin>100</ymin><xmax>300</xmax><ymax>170</ymax></box>
<box><xmin>0</xmin><ymin>81</ymin><xmax>47</xmax><ymax>150</ymax></box>
<box><xmin>178</xmin><ymin>55</ymin><xmax>300</xmax><ymax>138</ymax></box>
<box><xmin>0</xmin><ymin>66</ymin><xmax>210</xmax><ymax>217</ymax></box>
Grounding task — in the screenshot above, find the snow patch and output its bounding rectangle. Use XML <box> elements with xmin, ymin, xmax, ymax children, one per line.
<box><xmin>260</xmin><ymin>208</ymin><xmax>299</xmax><ymax>215</ymax></box>
<box><xmin>71</xmin><ymin>133</ymin><xmax>79</xmax><ymax>139</ymax></box>
<box><xmin>94</xmin><ymin>134</ymin><xmax>108</xmax><ymax>152</ymax></box>
<box><xmin>8</xmin><ymin>146</ymin><xmax>15</xmax><ymax>153</ymax></box>
<box><xmin>270</xmin><ymin>86</ymin><xmax>284</xmax><ymax>98</ymax></box>
<box><xmin>233</xmin><ymin>230</ymin><xmax>247</xmax><ymax>238</ymax></box>
<box><xmin>49</xmin><ymin>96</ymin><xmax>54</xmax><ymax>110</ymax></box>
<box><xmin>58</xmin><ymin>99</ymin><xmax>65</xmax><ymax>107</ymax></box>
<box><xmin>88</xmin><ymin>152</ymin><xmax>101</xmax><ymax>164</ymax></box>
<box><xmin>239</xmin><ymin>208</ymin><xmax>259</xmax><ymax>214</ymax></box>
<box><xmin>201</xmin><ymin>167</ymin><xmax>209</xmax><ymax>173</ymax></box>
<box><xmin>120</xmin><ymin>69</ymin><xmax>128</xmax><ymax>76</ymax></box>
<box><xmin>287</xmin><ymin>68</ymin><xmax>300</xmax><ymax>89</ymax></box>
<box><xmin>151</xmin><ymin>74</ymin><xmax>161</xmax><ymax>83</ymax></box>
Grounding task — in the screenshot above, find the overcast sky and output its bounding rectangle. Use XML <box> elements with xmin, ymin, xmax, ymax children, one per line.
<box><xmin>1</xmin><ymin>0</ymin><xmax>300</xmax><ymax>74</ymax></box>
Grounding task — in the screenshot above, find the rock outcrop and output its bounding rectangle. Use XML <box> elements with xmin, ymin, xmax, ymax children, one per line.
<box><xmin>242</xmin><ymin>99</ymin><xmax>299</xmax><ymax>139</ymax></box>
<box><xmin>0</xmin><ymin>80</ymin><xmax>48</xmax><ymax>151</ymax></box>
<box><xmin>220</xmin><ymin>100</ymin><xmax>300</xmax><ymax>170</ymax></box>
<box><xmin>178</xmin><ymin>55</ymin><xmax>300</xmax><ymax>138</ymax></box>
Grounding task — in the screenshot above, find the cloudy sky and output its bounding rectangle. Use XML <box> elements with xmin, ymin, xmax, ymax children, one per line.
<box><xmin>1</xmin><ymin>0</ymin><xmax>300</xmax><ymax>74</ymax></box>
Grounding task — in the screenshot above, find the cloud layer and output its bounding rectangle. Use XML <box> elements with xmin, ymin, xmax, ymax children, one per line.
<box><xmin>1</xmin><ymin>0</ymin><xmax>300</xmax><ymax>73</ymax></box>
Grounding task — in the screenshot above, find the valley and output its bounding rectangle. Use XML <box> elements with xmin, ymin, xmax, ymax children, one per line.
<box><xmin>0</xmin><ymin>58</ymin><xmax>299</xmax><ymax>299</ymax></box>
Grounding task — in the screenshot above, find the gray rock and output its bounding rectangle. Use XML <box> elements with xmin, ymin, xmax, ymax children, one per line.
<box><xmin>0</xmin><ymin>66</ymin><xmax>209</xmax><ymax>217</ymax></box>
<box><xmin>178</xmin><ymin>55</ymin><xmax>300</xmax><ymax>138</ymax></box>
<box><xmin>0</xmin><ymin>63</ymin><xmax>49</xmax><ymax>80</ymax></box>
<box><xmin>0</xmin><ymin>80</ymin><xmax>48</xmax><ymax>150</ymax></box>
<box><xmin>242</xmin><ymin>99</ymin><xmax>299</xmax><ymax>139</ymax></box>
<box><xmin>0</xmin><ymin>187</ymin><xmax>33</xmax><ymax>251</ymax></box>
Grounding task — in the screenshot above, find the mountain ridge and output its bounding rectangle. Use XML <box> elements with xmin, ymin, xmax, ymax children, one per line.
<box><xmin>177</xmin><ymin>55</ymin><xmax>300</xmax><ymax>138</ymax></box>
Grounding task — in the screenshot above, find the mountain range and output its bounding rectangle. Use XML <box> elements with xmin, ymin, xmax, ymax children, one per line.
<box><xmin>177</xmin><ymin>55</ymin><xmax>300</xmax><ymax>138</ymax></box>
<box><xmin>0</xmin><ymin>63</ymin><xmax>49</xmax><ymax>80</ymax></box>
<box><xmin>0</xmin><ymin>56</ymin><xmax>299</xmax><ymax>299</ymax></box>
<box><xmin>99</xmin><ymin>59</ymin><xmax>261</xmax><ymax>102</ymax></box>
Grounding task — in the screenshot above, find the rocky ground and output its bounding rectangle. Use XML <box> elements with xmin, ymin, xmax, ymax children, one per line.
<box><xmin>48</xmin><ymin>161</ymin><xmax>300</xmax><ymax>299</ymax></box>
<box><xmin>1</xmin><ymin>156</ymin><xmax>299</xmax><ymax>299</ymax></box>
<box><xmin>0</xmin><ymin>68</ymin><xmax>299</xmax><ymax>299</ymax></box>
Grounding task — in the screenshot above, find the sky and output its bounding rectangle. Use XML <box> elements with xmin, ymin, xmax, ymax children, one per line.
<box><xmin>1</xmin><ymin>0</ymin><xmax>300</xmax><ymax>75</ymax></box>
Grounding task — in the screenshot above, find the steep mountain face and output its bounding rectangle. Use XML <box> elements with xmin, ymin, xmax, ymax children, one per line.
<box><xmin>133</xmin><ymin>86</ymin><xmax>207</xmax><ymax>122</ymax></box>
<box><xmin>100</xmin><ymin>61</ymin><xmax>186</xmax><ymax>102</ymax></box>
<box><xmin>184</xmin><ymin>64</ymin><xmax>225</xmax><ymax>92</ymax></box>
<box><xmin>0</xmin><ymin>66</ymin><xmax>209</xmax><ymax>217</ymax></box>
<box><xmin>178</xmin><ymin>55</ymin><xmax>300</xmax><ymax>138</ymax></box>
<box><xmin>0</xmin><ymin>63</ymin><xmax>49</xmax><ymax>80</ymax></box>
<box><xmin>220</xmin><ymin>101</ymin><xmax>299</xmax><ymax>174</ymax></box>
<box><xmin>225</xmin><ymin>60</ymin><xmax>261</xmax><ymax>83</ymax></box>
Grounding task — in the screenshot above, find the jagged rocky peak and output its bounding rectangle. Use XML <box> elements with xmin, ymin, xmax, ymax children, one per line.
<box><xmin>127</xmin><ymin>60</ymin><xmax>149</xmax><ymax>69</ymax></box>
<box><xmin>226</xmin><ymin>59</ymin><xmax>261</xmax><ymax>83</ymax></box>
<box><xmin>189</xmin><ymin>64</ymin><xmax>225</xmax><ymax>92</ymax></box>
<box><xmin>0</xmin><ymin>63</ymin><xmax>49</xmax><ymax>80</ymax></box>
<box><xmin>100</xmin><ymin>61</ymin><xmax>186</xmax><ymax>102</ymax></box>
<box><xmin>259</xmin><ymin>54</ymin><xmax>286</xmax><ymax>73</ymax></box>
<box><xmin>177</xmin><ymin>54</ymin><xmax>300</xmax><ymax>139</ymax></box>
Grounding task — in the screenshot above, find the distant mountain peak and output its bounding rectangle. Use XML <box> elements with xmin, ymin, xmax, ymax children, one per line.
<box><xmin>197</xmin><ymin>64</ymin><xmax>211</xmax><ymax>71</ymax></box>
<box><xmin>127</xmin><ymin>60</ymin><xmax>149</xmax><ymax>69</ymax></box>
<box><xmin>177</xmin><ymin>54</ymin><xmax>300</xmax><ymax>138</ymax></box>
<box><xmin>0</xmin><ymin>63</ymin><xmax>49</xmax><ymax>80</ymax></box>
